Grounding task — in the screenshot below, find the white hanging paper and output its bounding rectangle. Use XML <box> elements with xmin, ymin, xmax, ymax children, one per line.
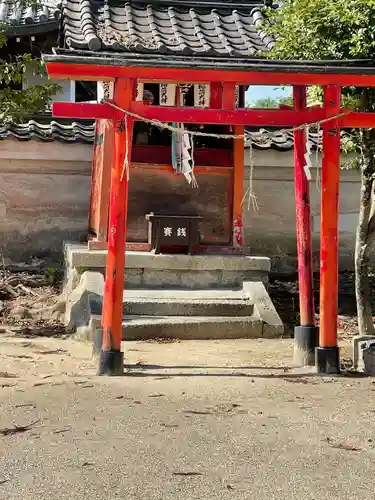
<box><xmin>183</xmin><ymin>133</ymin><xmax>190</xmax><ymax>150</ymax></box>
<box><xmin>194</xmin><ymin>84</ymin><xmax>210</xmax><ymax>107</ymax></box>
<box><xmin>160</xmin><ymin>83</ymin><xmax>176</xmax><ymax>106</ymax></box>
<box><xmin>135</xmin><ymin>82</ymin><xmax>144</xmax><ymax>101</ymax></box>
<box><xmin>97</xmin><ymin>81</ymin><xmax>114</xmax><ymax>102</ymax></box>
<box><xmin>304</xmin><ymin>164</ymin><xmax>312</xmax><ymax>180</ymax></box>
<box><xmin>235</xmin><ymin>85</ymin><xmax>240</xmax><ymax>108</ymax></box>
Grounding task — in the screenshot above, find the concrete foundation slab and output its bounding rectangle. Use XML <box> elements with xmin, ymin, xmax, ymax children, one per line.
<box><xmin>64</xmin><ymin>244</ymin><xmax>270</xmax><ymax>292</ymax></box>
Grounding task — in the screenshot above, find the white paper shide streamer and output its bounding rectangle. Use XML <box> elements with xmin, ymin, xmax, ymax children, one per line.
<box><xmin>303</xmin><ymin>125</ymin><xmax>313</xmax><ymax>181</ymax></box>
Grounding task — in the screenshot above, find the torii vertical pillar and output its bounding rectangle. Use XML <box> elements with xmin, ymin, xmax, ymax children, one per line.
<box><xmin>99</xmin><ymin>78</ymin><xmax>134</xmax><ymax>376</ymax></box>
<box><xmin>293</xmin><ymin>85</ymin><xmax>318</xmax><ymax>366</ymax></box>
<box><xmin>316</xmin><ymin>85</ymin><xmax>341</xmax><ymax>374</ymax></box>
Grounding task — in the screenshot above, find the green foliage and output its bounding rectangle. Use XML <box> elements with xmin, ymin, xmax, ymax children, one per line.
<box><xmin>263</xmin><ymin>0</ymin><xmax>375</xmax><ymax>61</ymax></box>
<box><xmin>262</xmin><ymin>0</ymin><xmax>375</xmax><ymax>161</ymax></box>
<box><xmin>262</xmin><ymin>0</ymin><xmax>375</xmax><ymax>111</ymax></box>
<box><xmin>44</xmin><ymin>267</ymin><xmax>59</xmax><ymax>284</ymax></box>
<box><xmin>0</xmin><ymin>84</ymin><xmax>61</xmax><ymax>122</ymax></box>
<box><xmin>0</xmin><ymin>20</ymin><xmax>60</xmax><ymax>122</ymax></box>
<box><xmin>248</xmin><ymin>95</ymin><xmax>293</xmax><ymax>108</ymax></box>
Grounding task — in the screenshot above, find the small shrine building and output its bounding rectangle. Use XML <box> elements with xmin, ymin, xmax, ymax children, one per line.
<box><xmin>42</xmin><ymin>0</ymin><xmax>375</xmax><ymax>375</ymax></box>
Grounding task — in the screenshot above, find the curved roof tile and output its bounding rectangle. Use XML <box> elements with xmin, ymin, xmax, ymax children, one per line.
<box><xmin>0</xmin><ymin>120</ymin><xmax>95</xmax><ymax>143</ymax></box>
<box><xmin>62</xmin><ymin>0</ymin><xmax>272</xmax><ymax>56</ymax></box>
<box><xmin>1</xmin><ymin>0</ymin><xmax>61</xmax><ymax>35</ymax></box>
<box><xmin>0</xmin><ymin>118</ymin><xmax>343</xmax><ymax>153</ymax></box>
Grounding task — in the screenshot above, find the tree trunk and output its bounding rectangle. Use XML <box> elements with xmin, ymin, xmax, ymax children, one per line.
<box><xmin>355</xmin><ymin>124</ymin><xmax>375</xmax><ymax>336</ymax></box>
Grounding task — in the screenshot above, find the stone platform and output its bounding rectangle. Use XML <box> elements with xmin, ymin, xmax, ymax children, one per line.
<box><xmin>63</xmin><ymin>244</ymin><xmax>283</xmax><ymax>340</ymax></box>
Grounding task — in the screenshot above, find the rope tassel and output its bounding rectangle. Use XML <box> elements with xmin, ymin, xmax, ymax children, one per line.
<box><xmin>241</xmin><ymin>138</ymin><xmax>259</xmax><ymax>212</ymax></box>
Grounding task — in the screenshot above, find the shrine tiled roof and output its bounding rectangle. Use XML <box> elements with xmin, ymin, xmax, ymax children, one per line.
<box><xmin>0</xmin><ymin>120</ymin><xmax>94</xmax><ymax>143</ymax></box>
<box><xmin>0</xmin><ymin>118</ymin><xmax>329</xmax><ymax>152</ymax></box>
<box><xmin>0</xmin><ymin>118</ymin><xmax>356</xmax><ymax>154</ymax></box>
<box><xmin>44</xmin><ymin>0</ymin><xmax>375</xmax><ymax>73</ymax></box>
<box><xmin>0</xmin><ymin>0</ymin><xmax>61</xmax><ymax>36</ymax></box>
<box><xmin>62</xmin><ymin>0</ymin><xmax>273</xmax><ymax>56</ymax></box>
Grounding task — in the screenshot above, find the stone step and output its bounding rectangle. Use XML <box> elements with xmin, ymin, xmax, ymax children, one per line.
<box><xmin>123</xmin><ymin>298</ymin><xmax>253</xmax><ymax>317</ymax></box>
<box><xmin>123</xmin><ymin>288</ymin><xmax>245</xmax><ymax>300</ymax></box>
<box><xmin>91</xmin><ymin>296</ymin><xmax>253</xmax><ymax>317</ymax></box>
<box><xmin>89</xmin><ymin>314</ymin><xmax>264</xmax><ymax>340</ymax></box>
<box><xmin>68</xmin><ymin>271</ymin><xmax>284</xmax><ymax>340</ymax></box>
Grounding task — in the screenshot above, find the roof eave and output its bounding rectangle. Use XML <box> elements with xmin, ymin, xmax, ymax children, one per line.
<box><xmin>5</xmin><ymin>21</ymin><xmax>59</xmax><ymax>37</ymax></box>
<box><xmin>43</xmin><ymin>49</ymin><xmax>375</xmax><ymax>76</ymax></box>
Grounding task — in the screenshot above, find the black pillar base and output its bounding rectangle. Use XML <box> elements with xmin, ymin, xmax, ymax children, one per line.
<box><xmin>98</xmin><ymin>350</ymin><xmax>124</xmax><ymax>376</ymax></box>
<box><xmin>315</xmin><ymin>346</ymin><xmax>340</xmax><ymax>375</ymax></box>
<box><xmin>293</xmin><ymin>325</ymin><xmax>319</xmax><ymax>366</ymax></box>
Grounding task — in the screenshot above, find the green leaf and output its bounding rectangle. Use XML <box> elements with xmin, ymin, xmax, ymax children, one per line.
<box><xmin>261</xmin><ymin>0</ymin><xmax>375</xmax><ymax>169</ymax></box>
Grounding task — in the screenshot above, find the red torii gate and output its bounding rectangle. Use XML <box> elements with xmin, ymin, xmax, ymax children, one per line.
<box><xmin>44</xmin><ymin>54</ymin><xmax>375</xmax><ymax>376</ymax></box>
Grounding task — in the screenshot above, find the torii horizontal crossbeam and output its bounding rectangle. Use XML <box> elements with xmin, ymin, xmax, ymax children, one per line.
<box><xmin>52</xmin><ymin>101</ymin><xmax>375</xmax><ymax>128</ymax></box>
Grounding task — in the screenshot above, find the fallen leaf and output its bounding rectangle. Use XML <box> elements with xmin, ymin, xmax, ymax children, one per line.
<box><xmin>284</xmin><ymin>378</ymin><xmax>311</xmax><ymax>384</ymax></box>
<box><xmin>35</xmin><ymin>349</ymin><xmax>67</xmax><ymax>355</ymax></box>
<box><xmin>173</xmin><ymin>472</ymin><xmax>203</xmax><ymax>477</ymax></box>
<box><xmin>53</xmin><ymin>427</ymin><xmax>71</xmax><ymax>434</ymax></box>
<box><xmin>330</xmin><ymin>443</ymin><xmax>362</xmax><ymax>452</ymax></box>
<box><xmin>0</xmin><ymin>419</ymin><xmax>40</xmax><ymax>436</ymax></box>
<box><xmin>74</xmin><ymin>381</ymin><xmax>94</xmax><ymax>388</ymax></box>
<box><xmin>325</xmin><ymin>437</ymin><xmax>362</xmax><ymax>452</ymax></box>
<box><xmin>183</xmin><ymin>410</ymin><xmax>211</xmax><ymax>415</ymax></box>
<box><xmin>7</xmin><ymin>355</ymin><xmax>32</xmax><ymax>359</ymax></box>
<box><xmin>0</xmin><ymin>372</ymin><xmax>18</xmax><ymax>379</ymax></box>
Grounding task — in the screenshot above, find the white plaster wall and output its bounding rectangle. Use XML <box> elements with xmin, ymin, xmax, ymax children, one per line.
<box><xmin>0</xmin><ymin>139</ymin><xmax>92</xmax><ymax>260</ymax></box>
<box><xmin>243</xmin><ymin>149</ymin><xmax>360</xmax><ymax>271</ymax></box>
<box><xmin>22</xmin><ymin>67</ymin><xmax>75</xmax><ymax>102</ymax></box>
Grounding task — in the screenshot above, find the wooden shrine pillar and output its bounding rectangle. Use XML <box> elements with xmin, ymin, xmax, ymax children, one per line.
<box><xmin>222</xmin><ymin>82</ymin><xmax>244</xmax><ymax>247</ymax></box>
<box><xmin>292</xmin><ymin>85</ymin><xmax>318</xmax><ymax>366</ymax></box>
<box><xmin>88</xmin><ymin>118</ymin><xmax>113</xmax><ymax>243</ymax></box>
<box><xmin>233</xmin><ymin>125</ymin><xmax>245</xmax><ymax>246</ymax></box>
<box><xmin>99</xmin><ymin>77</ymin><xmax>134</xmax><ymax>375</ymax></box>
<box><xmin>316</xmin><ymin>85</ymin><xmax>341</xmax><ymax>374</ymax></box>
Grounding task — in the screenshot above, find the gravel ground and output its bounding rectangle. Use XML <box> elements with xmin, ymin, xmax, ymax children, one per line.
<box><xmin>0</xmin><ymin>336</ymin><xmax>374</xmax><ymax>500</ymax></box>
